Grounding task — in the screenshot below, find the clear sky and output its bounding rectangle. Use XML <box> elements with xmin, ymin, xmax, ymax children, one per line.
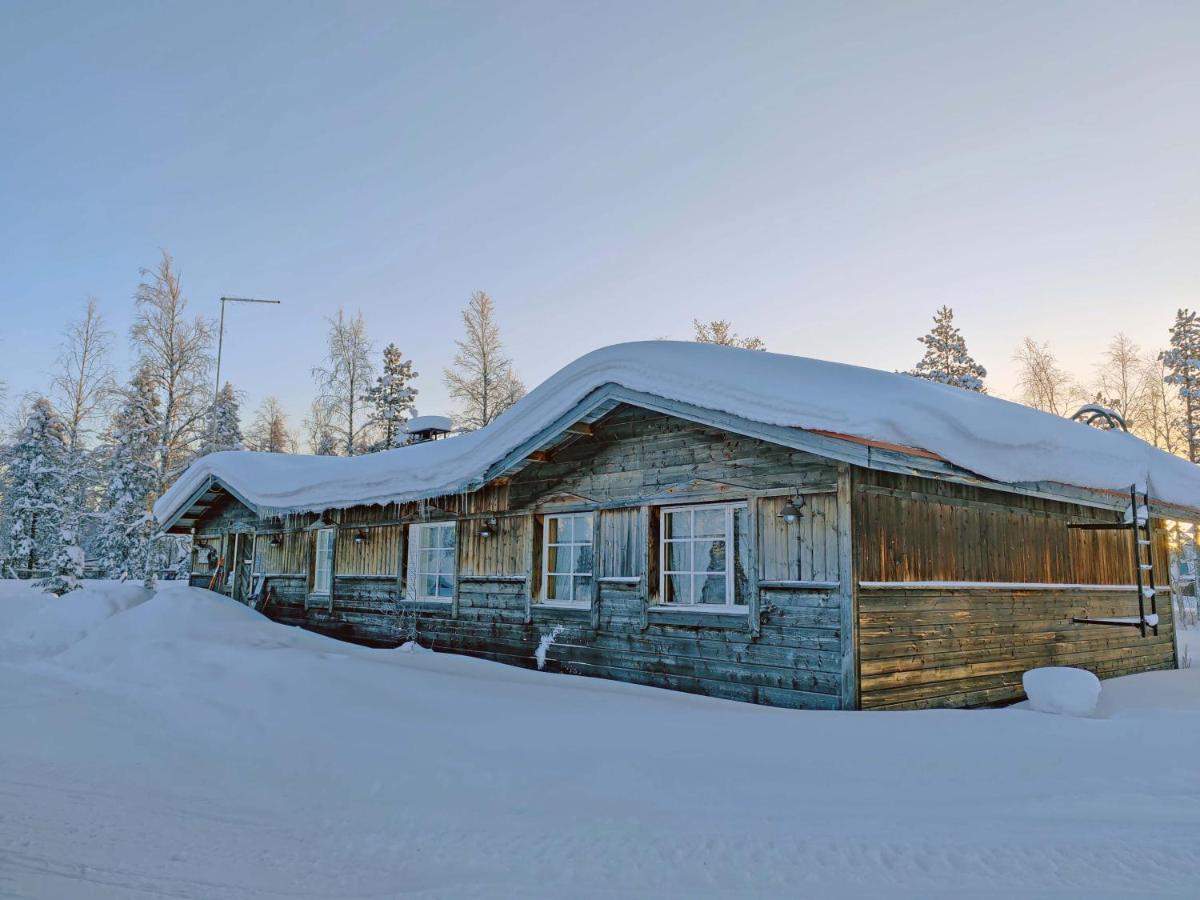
<box><xmin>2</xmin><ymin>1</ymin><xmax>1198</xmax><ymax>437</ymax></box>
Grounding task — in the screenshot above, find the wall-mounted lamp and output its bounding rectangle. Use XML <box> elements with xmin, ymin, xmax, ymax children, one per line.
<box><xmin>353</xmin><ymin>528</ymin><xmax>370</xmax><ymax>544</ymax></box>
<box><xmin>478</xmin><ymin>517</ymin><xmax>498</xmax><ymax>538</ymax></box>
<box><xmin>778</xmin><ymin>497</ymin><xmax>806</xmax><ymax>524</ymax></box>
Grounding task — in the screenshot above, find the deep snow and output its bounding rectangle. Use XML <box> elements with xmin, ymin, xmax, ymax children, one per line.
<box><xmin>155</xmin><ymin>341</ymin><xmax>1200</xmax><ymax>523</ymax></box>
<box><xmin>3</xmin><ymin>580</ymin><xmax>1200</xmax><ymax>898</ymax></box>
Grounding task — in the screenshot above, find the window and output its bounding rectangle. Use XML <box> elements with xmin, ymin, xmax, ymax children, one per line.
<box><xmin>408</xmin><ymin>522</ymin><xmax>456</xmax><ymax>600</ymax></box>
<box><xmin>313</xmin><ymin>527</ymin><xmax>335</xmax><ymax>594</ymax></box>
<box><xmin>659</xmin><ymin>503</ymin><xmax>748</xmax><ymax>608</ymax></box>
<box><xmin>542</xmin><ymin>513</ymin><xmax>593</xmax><ymax>605</ymax></box>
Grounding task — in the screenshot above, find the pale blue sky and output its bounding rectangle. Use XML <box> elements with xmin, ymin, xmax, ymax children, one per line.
<box><xmin>2</xmin><ymin>1</ymin><xmax>1198</xmax><ymax>434</ymax></box>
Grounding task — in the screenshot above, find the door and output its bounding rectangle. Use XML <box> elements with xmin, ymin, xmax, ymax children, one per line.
<box><xmin>232</xmin><ymin>534</ymin><xmax>255</xmax><ymax>602</ymax></box>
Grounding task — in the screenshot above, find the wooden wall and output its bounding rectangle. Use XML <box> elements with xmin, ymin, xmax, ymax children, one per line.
<box><xmin>854</xmin><ymin>469</ymin><xmax>1177</xmax><ymax>709</ymax></box>
<box><xmin>227</xmin><ymin>405</ymin><xmax>849</xmax><ymax>710</ymax></box>
<box><xmin>854</xmin><ymin>470</ymin><xmax>1135</xmax><ymax>584</ymax></box>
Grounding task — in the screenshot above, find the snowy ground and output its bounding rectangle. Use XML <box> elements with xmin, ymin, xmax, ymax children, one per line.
<box><xmin>2</xmin><ymin>582</ymin><xmax>1199</xmax><ymax>899</ymax></box>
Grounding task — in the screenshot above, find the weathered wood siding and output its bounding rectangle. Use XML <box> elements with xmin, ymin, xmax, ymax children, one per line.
<box><xmin>254</xmin><ymin>531</ymin><xmax>307</xmax><ymax>575</ymax></box>
<box><xmin>235</xmin><ymin>406</ymin><xmax>847</xmax><ymax>709</ymax></box>
<box><xmin>854</xmin><ymin>469</ymin><xmax>1177</xmax><ymax>709</ymax></box>
<box><xmin>335</xmin><ymin>524</ymin><xmax>403</xmax><ymax>576</ymax></box>
<box><xmin>854</xmin><ymin>470</ymin><xmax>1135</xmax><ymax>584</ymax></box>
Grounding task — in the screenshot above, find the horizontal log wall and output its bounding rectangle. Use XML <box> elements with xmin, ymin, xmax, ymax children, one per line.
<box><xmin>858</xmin><ymin>586</ymin><xmax>1176</xmax><ymax>709</ymax></box>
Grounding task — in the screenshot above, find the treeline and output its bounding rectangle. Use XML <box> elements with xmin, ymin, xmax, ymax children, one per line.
<box><xmin>0</xmin><ymin>254</ymin><xmax>525</xmax><ymax>593</ymax></box>
<box><xmin>901</xmin><ymin>305</ymin><xmax>1200</xmax><ymax>461</ymax></box>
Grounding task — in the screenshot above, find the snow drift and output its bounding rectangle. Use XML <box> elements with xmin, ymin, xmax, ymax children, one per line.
<box><xmin>156</xmin><ymin>341</ymin><xmax>1200</xmax><ymax>521</ymax></box>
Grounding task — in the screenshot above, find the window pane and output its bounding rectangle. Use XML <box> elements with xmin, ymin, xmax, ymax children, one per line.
<box><xmin>574</xmin><ymin>576</ymin><xmax>592</xmax><ymax>602</ymax></box>
<box><xmin>664</xmin><ymin>510</ymin><xmax>691</xmax><ymax>539</ymax></box>
<box><xmin>693</xmin><ymin>508</ymin><xmax>725</xmax><ymax>538</ymax></box>
<box><xmin>441</xmin><ymin>524</ymin><xmax>456</xmax><ymax>549</ymax></box>
<box><xmin>664</xmin><ymin>541</ymin><xmax>691</xmax><ymax>573</ymax></box>
<box><xmin>419</xmin><ymin>526</ymin><xmax>436</xmax><ymax>548</ymax></box>
<box><xmin>698</xmin><ymin>575</ymin><xmax>727</xmax><ymax>605</ymax></box>
<box><xmin>438</xmin><ymin>549</ymin><xmax>455</xmax><ymax>575</ymax></box>
<box><xmin>575</xmin><ymin>544</ymin><xmax>593</xmax><ymax>575</ymax></box>
<box><xmin>547</xmin><ymin>574</ymin><xmax>572</xmax><ymax>601</ymax></box>
<box><xmin>665</xmin><ymin>573</ymin><xmax>691</xmax><ymax>604</ymax></box>
<box><xmin>695</xmin><ymin>539</ymin><xmax>726</xmax><ymax>574</ymax></box>
<box><xmin>733</xmin><ymin>507</ymin><xmax>749</xmax><ymax>605</ymax></box>
<box><xmin>421</xmin><ymin>574</ymin><xmax>438</xmax><ymax>597</ymax></box>
<box><xmin>573</xmin><ymin>514</ymin><xmax>593</xmax><ymax>542</ymax></box>
<box><xmin>437</xmin><ymin>575</ymin><xmax>454</xmax><ymax>596</ymax></box>
<box><xmin>547</xmin><ymin>517</ymin><xmax>564</xmax><ymax>544</ymax></box>
<box><xmin>548</xmin><ymin>545</ymin><xmax>570</xmax><ymax>574</ymax></box>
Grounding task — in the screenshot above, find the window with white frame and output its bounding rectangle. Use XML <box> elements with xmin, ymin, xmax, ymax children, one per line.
<box><xmin>313</xmin><ymin>527</ymin><xmax>335</xmax><ymax>594</ymax></box>
<box><xmin>542</xmin><ymin>513</ymin><xmax>594</xmax><ymax>605</ymax></box>
<box><xmin>659</xmin><ymin>503</ymin><xmax>748</xmax><ymax>607</ymax></box>
<box><xmin>407</xmin><ymin>522</ymin><xmax>457</xmax><ymax>600</ymax></box>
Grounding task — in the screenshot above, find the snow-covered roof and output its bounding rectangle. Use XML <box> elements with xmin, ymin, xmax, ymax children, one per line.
<box><xmin>155</xmin><ymin>341</ymin><xmax>1200</xmax><ymax>525</ymax></box>
<box><xmin>405</xmin><ymin>415</ymin><xmax>453</xmax><ymax>433</ymax></box>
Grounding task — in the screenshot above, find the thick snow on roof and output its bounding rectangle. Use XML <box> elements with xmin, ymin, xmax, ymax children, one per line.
<box><xmin>405</xmin><ymin>415</ymin><xmax>453</xmax><ymax>433</ymax></box>
<box><xmin>155</xmin><ymin>341</ymin><xmax>1200</xmax><ymax>523</ymax></box>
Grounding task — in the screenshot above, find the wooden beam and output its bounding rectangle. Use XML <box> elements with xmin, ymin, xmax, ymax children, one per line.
<box><xmin>566</xmin><ymin>422</ymin><xmax>594</xmax><ymax>436</ymax></box>
<box><xmin>526</xmin><ymin>450</ymin><xmax>553</xmax><ymax>463</ymax></box>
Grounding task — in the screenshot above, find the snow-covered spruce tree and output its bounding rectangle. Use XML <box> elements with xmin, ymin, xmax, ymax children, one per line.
<box><xmin>3</xmin><ymin>397</ymin><xmax>80</xmax><ymax>593</ymax></box>
<box><xmin>908</xmin><ymin>306</ymin><xmax>987</xmax><ymax>392</ymax></box>
<box><xmin>693</xmin><ymin>319</ymin><xmax>766</xmax><ymax>350</ymax></box>
<box><xmin>443</xmin><ymin>291</ymin><xmax>525</xmax><ymax>430</ymax></box>
<box><xmin>94</xmin><ymin>366</ymin><xmax>161</xmax><ymax>586</ymax></box>
<box><xmin>202</xmin><ymin>381</ymin><xmax>243</xmax><ymax>455</ymax></box>
<box><xmin>1161</xmin><ymin>308</ymin><xmax>1200</xmax><ymax>463</ymax></box>
<box><xmin>364</xmin><ymin>343</ymin><xmax>418</xmax><ymax>451</ymax></box>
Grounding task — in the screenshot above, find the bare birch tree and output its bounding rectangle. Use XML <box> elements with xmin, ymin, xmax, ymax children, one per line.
<box><xmin>443</xmin><ymin>291</ymin><xmax>525</xmax><ymax>430</ymax></box>
<box><xmin>51</xmin><ymin>298</ymin><xmax>116</xmax><ymax>454</ymax></box>
<box><xmin>1013</xmin><ymin>338</ymin><xmax>1082</xmax><ymax>416</ymax></box>
<box><xmin>1141</xmin><ymin>352</ymin><xmax>1183</xmax><ymax>455</ymax></box>
<box><xmin>311</xmin><ymin>308</ymin><xmax>375</xmax><ymax>456</ymax></box>
<box><xmin>130</xmin><ymin>251</ymin><xmax>215</xmax><ymax>493</ymax></box>
<box><xmin>246</xmin><ymin>397</ymin><xmax>297</xmax><ymax>453</ymax></box>
<box><xmin>692</xmin><ymin>319</ymin><xmax>766</xmax><ymax>351</ymax></box>
<box><xmin>305</xmin><ymin>398</ymin><xmax>340</xmax><ymax>456</ymax></box>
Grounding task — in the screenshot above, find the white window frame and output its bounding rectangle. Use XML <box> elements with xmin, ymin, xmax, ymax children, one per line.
<box><xmin>408</xmin><ymin>521</ymin><xmax>457</xmax><ymax>602</ymax></box>
<box><xmin>658</xmin><ymin>502</ymin><xmax>747</xmax><ymax>609</ymax></box>
<box><xmin>312</xmin><ymin>527</ymin><xmax>335</xmax><ymax>595</ymax></box>
<box><xmin>540</xmin><ymin>512</ymin><xmax>594</xmax><ymax>607</ymax></box>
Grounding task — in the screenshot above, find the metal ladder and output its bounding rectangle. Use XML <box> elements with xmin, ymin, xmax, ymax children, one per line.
<box><xmin>1069</xmin><ymin>485</ymin><xmax>1159</xmax><ymax>637</ymax></box>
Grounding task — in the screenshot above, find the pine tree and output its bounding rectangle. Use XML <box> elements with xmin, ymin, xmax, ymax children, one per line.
<box><xmin>3</xmin><ymin>398</ymin><xmax>79</xmax><ymax>593</ymax></box>
<box><xmin>692</xmin><ymin>319</ymin><xmax>766</xmax><ymax>350</ymax></box>
<box><xmin>202</xmin><ymin>382</ymin><xmax>243</xmax><ymax>455</ymax></box>
<box><xmin>364</xmin><ymin>343</ymin><xmax>419</xmax><ymax>451</ymax></box>
<box><xmin>443</xmin><ymin>291</ymin><xmax>525</xmax><ymax>430</ymax></box>
<box><xmin>1161</xmin><ymin>308</ymin><xmax>1200</xmax><ymax>463</ymax></box>
<box><xmin>94</xmin><ymin>367</ymin><xmax>161</xmax><ymax>585</ymax></box>
<box><xmin>908</xmin><ymin>307</ymin><xmax>988</xmax><ymax>392</ymax></box>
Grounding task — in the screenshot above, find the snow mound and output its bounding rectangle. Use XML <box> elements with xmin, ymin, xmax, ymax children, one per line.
<box><xmin>0</xmin><ymin>579</ymin><xmax>153</xmax><ymax>662</ymax></box>
<box><xmin>1022</xmin><ymin>666</ymin><xmax>1102</xmax><ymax>717</ymax></box>
<box><xmin>156</xmin><ymin>341</ymin><xmax>1200</xmax><ymax>522</ymax></box>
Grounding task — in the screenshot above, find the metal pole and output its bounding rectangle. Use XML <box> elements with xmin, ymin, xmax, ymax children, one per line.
<box><xmin>214</xmin><ymin>298</ymin><xmax>227</xmax><ymax>405</ymax></box>
<box><xmin>213</xmin><ymin>297</ymin><xmax>281</xmax><ymax>405</ymax></box>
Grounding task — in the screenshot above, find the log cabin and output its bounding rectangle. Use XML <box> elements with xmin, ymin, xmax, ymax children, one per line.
<box><xmin>155</xmin><ymin>342</ymin><xmax>1200</xmax><ymax>710</ymax></box>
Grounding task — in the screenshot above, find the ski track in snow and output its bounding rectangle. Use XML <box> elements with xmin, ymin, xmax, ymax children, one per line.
<box><xmin>2</xmin><ymin>580</ymin><xmax>1199</xmax><ymax>899</ymax></box>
